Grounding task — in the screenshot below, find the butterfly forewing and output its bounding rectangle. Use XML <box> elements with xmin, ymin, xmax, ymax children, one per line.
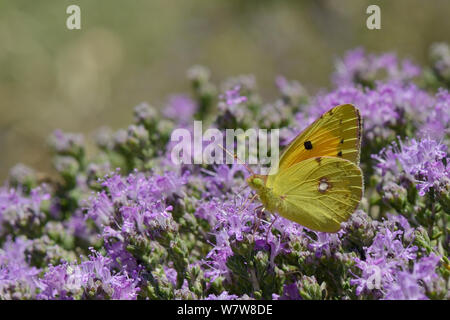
<box><xmin>273</xmin><ymin>104</ymin><xmax>362</xmax><ymax>174</ymax></box>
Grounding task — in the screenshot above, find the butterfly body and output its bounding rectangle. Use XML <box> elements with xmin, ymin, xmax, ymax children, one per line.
<box><xmin>248</xmin><ymin>104</ymin><xmax>364</xmax><ymax>233</ymax></box>
<box><xmin>246</xmin><ymin>175</ymin><xmax>282</xmax><ymax>214</ymax></box>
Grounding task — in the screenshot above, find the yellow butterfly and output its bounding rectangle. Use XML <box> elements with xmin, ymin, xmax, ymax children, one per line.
<box><xmin>247</xmin><ymin>104</ymin><xmax>363</xmax><ymax>233</ymax></box>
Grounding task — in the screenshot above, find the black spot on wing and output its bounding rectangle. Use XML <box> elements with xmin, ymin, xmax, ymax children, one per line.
<box><xmin>337</xmin><ymin>151</ymin><xmax>343</xmax><ymax>157</ymax></box>
<box><xmin>304</xmin><ymin>141</ymin><xmax>313</xmax><ymax>150</ymax></box>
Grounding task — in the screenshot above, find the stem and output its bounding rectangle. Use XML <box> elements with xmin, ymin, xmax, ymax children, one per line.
<box><xmin>443</xmin><ymin>214</ymin><xmax>448</xmax><ymax>252</ymax></box>
<box><xmin>428</xmin><ymin>201</ymin><xmax>437</xmax><ymax>238</ymax></box>
<box><xmin>249</xmin><ymin>268</ymin><xmax>260</xmax><ymax>292</ymax></box>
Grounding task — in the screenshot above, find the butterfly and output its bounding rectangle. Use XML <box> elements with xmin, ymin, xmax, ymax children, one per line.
<box><xmin>247</xmin><ymin>104</ymin><xmax>363</xmax><ymax>233</ymax></box>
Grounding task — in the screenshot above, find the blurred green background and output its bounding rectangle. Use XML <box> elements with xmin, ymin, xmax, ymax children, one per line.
<box><xmin>1</xmin><ymin>0</ymin><xmax>450</xmax><ymax>180</ymax></box>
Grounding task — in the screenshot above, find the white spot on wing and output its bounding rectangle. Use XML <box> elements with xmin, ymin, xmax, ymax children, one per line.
<box><xmin>319</xmin><ymin>182</ymin><xmax>328</xmax><ymax>191</ymax></box>
<box><xmin>318</xmin><ymin>178</ymin><xmax>330</xmax><ymax>193</ymax></box>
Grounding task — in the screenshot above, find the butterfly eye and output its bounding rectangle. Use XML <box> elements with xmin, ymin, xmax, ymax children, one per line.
<box><xmin>253</xmin><ymin>178</ymin><xmax>264</xmax><ymax>187</ymax></box>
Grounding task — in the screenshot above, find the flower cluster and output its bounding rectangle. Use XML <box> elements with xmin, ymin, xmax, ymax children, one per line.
<box><xmin>374</xmin><ymin>138</ymin><xmax>449</xmax><ymax>197</ymax></box>
<box><xmin>0</xmin><ymin>186</ymin><xmax>50</xmax><ymax>239</ymax></box>
<box><xmin>332</xmin><ymin>47</ymin><xmax>421</xmax><ymax>87</ymax></box>
<box><xmin>0</xmin><ymin>45</ymin><xmax>449</xmax><ymax>300</ymax></box>
<box><xmin>37</xmin><ymin>249</ymin><xmax>140</xmax><ymax>300</ymax></box>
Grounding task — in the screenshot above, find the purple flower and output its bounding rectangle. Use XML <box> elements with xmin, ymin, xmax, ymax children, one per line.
<box><xmin>95</xmin><ymin>126</ymin><xmax>115</xmax><ymax>150</ymax></box>
<box><xmin>8</xmin><ymin>163</ymin><xmax>36</xmax><ymax>188</ymax></box>
<box><xmin>420</xmin><ymin>89</ymin><xmax>450</xmax><ymax>140</ymax></box>
<box><xmin>384</xmin><ymin>271</ymin><xmax>428</xmax><ymax>300</ymax></box>
<box><xmin>64</xmin><ymin>209</ymin><xmax>96</xmax><ymax>242</ymax></box>
<box><xmin>413</xmin><ymin>254</ymin><xmax>441</xmax><ymax>284</ymax></box>
<box><xmin>279</xmin><ymin>283</ymin><xmax>301</xmax><ymax>300</ymax></box>
<box><xmin>306</xmin><ymin>232</ymin><xmax>342</xmax><ymax>258</ymax></box>
<box><xmin>216</xmin><ymin>85</ymin><xmax>250</xmax><ymax>127</ymax></box>
<box><xmin>204</xmin><ymin>229</ymin><xmax>233</xmax><ymax>282</ymax></box>
<box><xmin>163</xmin><ymin>266</ymin><xmax>178</xmax><ymax>287</ymax></box>
<box><xmin>201</xmin><ymin>164</ymin><xmax>247</xmax><ymax>197</ymax></box>
<box><xmin>48</xmin><ymin>129</ymin><xmax>84</xmax><ymax>156</ymax></box>
<box><xmin>275</xmin><ymin>76</ymin><xmax>307</xmax><ymax>105</ymax></box>
<box><xmin>133</xmin><ymin>102</ymin><xmax>158</xmax><ymax>125</ymax></box>
<box><xmin>430</xmin><ymin>43</ymin><xmax>450</xmax><ymax>81</ymax></box>
<box><xmin>267</xmin><ymin>234</ymin><xmax>288</xmax><ymax>268</ymax></box>
<box><xmin>204</xmin><ymin>291</ymin><xmax>239</xmax><ymax>300</ymax></box>
<box><xmin>220</xmin><ymin>86</ymin><xmax>248</xmax><ymax>107</ymax></box>
<box><xmin>163</xmin><ymin>95</ymin><xmax>197</xmax><ymax>124</ymax></box>
<box><xmin>86</xmin><ymin>191</ymin><xmax>115</xmax><ymax>227</ymax></box>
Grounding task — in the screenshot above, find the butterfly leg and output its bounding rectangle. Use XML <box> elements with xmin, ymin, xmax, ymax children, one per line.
<box><xmin>252</xmin><ymin>206</ymin><xmax>265</xmax><ymax>234</ymax></box>
<box><xmin>253</xmin><ymin>205</ymin><xmax>264</xmax><ymax>212</ymax></box>
<box><xmin>236</xmin><ymin>184</ymin><xmax>251</xmax><ymax>197</ymax></box>
<box><xmin>233</xmin><ymin>184</ymin><xmax>251</xmax><ymax>206</ymax></box>
<box><xmin>239</xmin><ymin>192</ymin><xmax>255</xmax><ymax>211</ymax></box>
<box><xmin>239</xmin><ymin>193</ymin><xmax>258</xmax><ymax>215</ymax></box>
<box><xmin>265</xmin><ymin>215</ymin><xmax>279</xmax><ymax>242</ymax></box>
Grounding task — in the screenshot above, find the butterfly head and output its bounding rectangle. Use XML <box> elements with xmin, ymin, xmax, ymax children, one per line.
<box><xmin>246</xmin><ymin>174</ymin><xmax>266</xmax><ymax>191</ymax></box>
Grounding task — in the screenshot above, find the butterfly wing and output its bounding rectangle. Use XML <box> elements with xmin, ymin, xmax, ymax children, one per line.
<box><xmin>268</xmin><ymin>156</ymin><xmax>363</xmax><ymax>232</ymax></box>
<box><xmin>272</xmin><ymin>104</ymin><xmax>362</xmax><ymax>176</ymax></box>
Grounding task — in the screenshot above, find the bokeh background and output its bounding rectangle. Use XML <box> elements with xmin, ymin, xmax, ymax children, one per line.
<box><xmin>1</xmin><ymin>0</ymin><xmax>450</xmax><ymax>180</ymax></box>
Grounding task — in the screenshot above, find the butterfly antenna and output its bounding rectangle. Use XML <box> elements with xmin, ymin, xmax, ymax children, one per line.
<box><xmin>217</xmin><ymin>144</ymin><xmax>255</xmax><ymax>175</ymax></box>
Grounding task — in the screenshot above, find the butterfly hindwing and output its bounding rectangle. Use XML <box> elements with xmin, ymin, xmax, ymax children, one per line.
<box><xmin>274</xmin><ymin>104</ymin><xmax>362</xmax><ymax>173</ymax></box>
<box><xmin>268</xmin><ymin>156</ymin><xmax>363</xmax><ymax>232</ymax></box>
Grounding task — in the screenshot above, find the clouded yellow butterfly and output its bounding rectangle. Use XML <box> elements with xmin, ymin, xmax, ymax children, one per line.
<box><xmin>247</xmin><ymin>104</ymin><xmax>363</xmax><ymax>232</ymax></box>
